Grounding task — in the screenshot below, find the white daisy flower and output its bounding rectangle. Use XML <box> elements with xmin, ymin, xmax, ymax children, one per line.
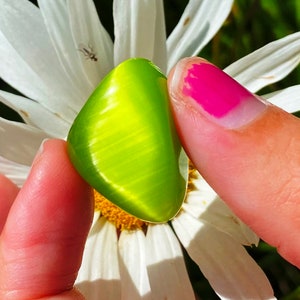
<box><xmin>0</xmin><ymin>0</ymin><xmax>299</xmax><ymax>299</ymax></box>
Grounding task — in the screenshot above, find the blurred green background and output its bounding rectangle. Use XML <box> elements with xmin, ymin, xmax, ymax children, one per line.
<box><xmin>0</xmin><ymin>0</ymin><xmax>299</xmax><ymax>299</ymax></box>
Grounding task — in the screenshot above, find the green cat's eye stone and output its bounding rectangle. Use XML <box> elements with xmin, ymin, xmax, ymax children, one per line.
<box><xmin>67</xmin><ymin>58</ymin><xmax>187</xmax><ymax>223</ymax></box>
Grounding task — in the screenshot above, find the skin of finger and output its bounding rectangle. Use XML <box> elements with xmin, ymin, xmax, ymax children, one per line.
<box><xmin>0</xmin><ymin>175</ymin><xmax>19</xmax><ymax>232</ymax></box>
<box><xmin>38</xmin><ymin>288</ymin><xmax>85</xmax><ymax>300</ymax></box>
<box><xmin>0</xmin><ymin>139</ymin><xmax>93</xmax><ymax>299</ymax></box>
<box><xmin>168</xmin><ymin>72</ymin><xmax>300</xmax><ymax>268</ymax></box>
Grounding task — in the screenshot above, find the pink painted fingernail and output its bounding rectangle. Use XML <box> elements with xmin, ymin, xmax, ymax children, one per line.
<box><xmin>171</xmin><ymin>58</ymin><xmax>267</xmax><ymax>129</ymax></box>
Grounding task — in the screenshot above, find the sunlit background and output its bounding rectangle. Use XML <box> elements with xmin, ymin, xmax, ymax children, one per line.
<box><xmin>0</xmin><ymin>1</ymin><xmax>299</xmax><ymax>298</ymax></box>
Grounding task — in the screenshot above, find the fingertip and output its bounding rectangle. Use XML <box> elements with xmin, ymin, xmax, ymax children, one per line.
<box><xmin>19</xmin><ymin>138</ymin><xmax>94</xmax><ymax>245</ymax></box>
<box><xmin>0</xmin><ymin>174</ymin><xmax>19</xmax><ymax>231</ymax></box>
<box><xmin>1</xmin><ymin>139</ymin><xmax>93</xmax><ymax>299</ymax></box>
<box><xmin>168</xmin><ymin>57</ymin><xmax>300</xmax><ymax>268</ymax></box>
<box><xmin>24</xmin><ymin>138</ymin><xmax>94</xmax><ymax>229</ymax></box>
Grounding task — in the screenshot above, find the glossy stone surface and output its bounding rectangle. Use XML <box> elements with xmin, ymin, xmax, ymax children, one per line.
<box><xmin>67</xmin><ymin>58</ymin><xmax>186</xmax><ymax>222</ymax></box>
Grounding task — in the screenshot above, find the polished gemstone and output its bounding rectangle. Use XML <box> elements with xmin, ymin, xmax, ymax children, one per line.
<box><xmin>67</xmin><ymin>58</ymin><xmax>187</xmax><ymax>222</ymax></box>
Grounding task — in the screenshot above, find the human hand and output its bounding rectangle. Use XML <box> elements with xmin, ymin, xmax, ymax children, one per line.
<box><xmin>168</xmin><ymin>57</ymin><xmax>300</xmax><ymax>269</ymax></box>
<box><xmin>0</xmin><ymin>139</ymin><xmax>93</xmax><ymax>299</ymax></box>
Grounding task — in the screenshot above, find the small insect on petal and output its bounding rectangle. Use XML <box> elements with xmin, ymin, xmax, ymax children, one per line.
<box><xmin>78</xmin><ymin>43</ymin><xmax>98</xmax><ymax>62</ymax></box>
<box><xmin>67</xmin><ymin>58</ymin><xmax>187</xmax><ymax>223</ymax></box>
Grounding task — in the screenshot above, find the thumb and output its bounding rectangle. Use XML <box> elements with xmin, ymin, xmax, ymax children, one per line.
<box><xmin>168</xmin><ymin>57</ymin><xmax>300</xmax><ymax>268</ymax></box>
<box><xmin>0</xmin><ymin>139</ymin><xmax>93</xmax><ymax>299</ymax></box>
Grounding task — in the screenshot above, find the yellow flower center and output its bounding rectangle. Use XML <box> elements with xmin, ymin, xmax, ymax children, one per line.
<box><xmin>93</xmin><ymin>190</ymin><xmax>146</xmax><ymax>231</ymax></box>
<box><xmin>187</xmin><ymin>161</ymin><xmax>198</xmax><ymax>192</ymax></box>
<box><xmin>93</xmin><ymin>161</ymin><xmax>196</xmax><ymax>231</ymax></box>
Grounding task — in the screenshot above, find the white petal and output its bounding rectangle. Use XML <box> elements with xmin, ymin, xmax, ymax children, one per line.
<box><xmin>0</xmin><ymin>155</ymin><xmax>29</xmax><ymax>187</ymax></box>
<box><xmin>167</xmin><ymin>0</ymin><xmax>233</xmax><ymax>73</ymax></box>
<box><xmin>172</xmin><ymin>213</ymin><xmax>275</xmax><ymax>300</ymax></box>
<box><xmin>263</xmin><ymin>85</ymin><xmax>300</xmax><ymax>113</ymax></box>
<box><xmin>37</xmin><ymin>0</ymin><xmax>94</xmax><ymax>102</ymax></box>
<box><xmin>67</xmin><ymin>0</ymin><xmax>114</xmax><ymax>84</ymax></box>
<box><xmin>0</xmin><ymin>118</ymin><xmax>49</xmax><ymax>165</ymax></box>
<box><xmin>0</xmin><ymin>91</ymin><xmax>69</xmax><ymax>138</ymax></box>
<box><xmin>113</xmin><ymin>0</ymin><xmax>167</xmax><ymax>71</ymax></box>
<box><xmin>0</xmin><ymin>0</ymin><xmax>79</xmax><ymax>122</ymax></box>
<box><xmin>150</xmin><ymin>0</ymin><xmax>167</xmax><ymax>73</ymax></box>
<box><xmin>118</xmin><ymin>230</ymin><xmax>151</xmax><ymax>299</ymax></box>
<box><xmin>146</xmin><ymin>224</ymin><xmax>194</xmax><ymax>299</ymax></box>
<box><xmin>179</xmin><ymin>149</ymin><xmax>189</xmax><ymax>194</ymax></box>
<box><xmin>184</xmin><ymin>172</ymin><xmax>259</xmax><ymax>246</ymax></box>
<box><xmin>224</xmin><ymin>32</ymin><xmax>300</xmax><ymax>93</ymax></box>
<box><xmin>76</xmin><ymin>217</ymin><xmax>121</xmax><ymax>300</ymax></box>
<box><xmin>91</xmin><ymin>210</ymin><xmax>101</xmax><ymax>228</ymax></box>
